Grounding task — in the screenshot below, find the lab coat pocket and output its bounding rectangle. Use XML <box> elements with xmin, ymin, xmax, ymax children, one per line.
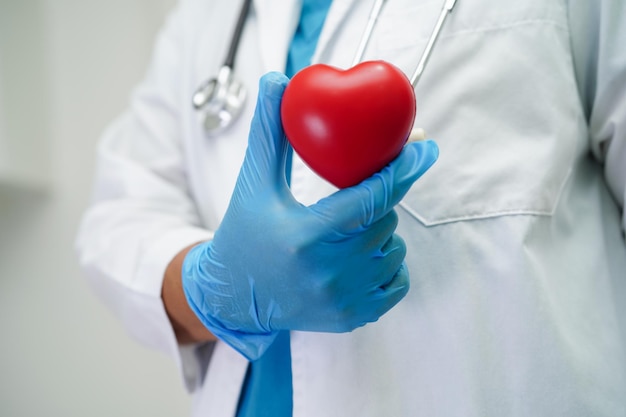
<box><xmin>374</xmin><ymin>1</ymin><xmax>583</xmax><ymax>225</ymax></box>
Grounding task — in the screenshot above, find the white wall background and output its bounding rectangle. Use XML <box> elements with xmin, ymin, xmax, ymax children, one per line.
<box><xmin>0</xmin><ymin>1</ymin><xmax>192</xmax><ymax>415</ymax></box>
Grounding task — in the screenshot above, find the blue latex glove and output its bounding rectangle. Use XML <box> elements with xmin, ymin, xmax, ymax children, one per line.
<box><xmin>183</xmin><ymin>72</ymin><xmax>439</xmax><ymax>360</ymax></box>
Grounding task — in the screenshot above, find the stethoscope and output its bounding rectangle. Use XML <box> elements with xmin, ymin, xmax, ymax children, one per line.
<box><xmin>192</xmin><ymin>0</ymin><xmax>458</xmax><ymax>136</ymax></box>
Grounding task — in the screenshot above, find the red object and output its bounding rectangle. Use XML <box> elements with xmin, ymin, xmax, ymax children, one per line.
<box><xmin>281</xmin><ymin>61</ymin><xmax>416</xmax><ymax>188</ymax></box>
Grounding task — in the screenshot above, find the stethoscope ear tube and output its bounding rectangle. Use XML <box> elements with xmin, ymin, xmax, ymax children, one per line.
<box><xmin>410</xmin><ymin>0</ymin><xmax>457</xmax><ymax>88</ymax></box>
<box><xmin>352</xmin><ymin>0</ymin><xmax>389</xmax><ymax>66</ymax></box>
<box><xmin>352</xmin><ymin>0</ymin><xmax>457</xmax><ymax>88</ymax></box>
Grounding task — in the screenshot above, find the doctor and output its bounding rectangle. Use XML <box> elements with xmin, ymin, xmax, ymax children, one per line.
<box><xmin>76</xmin><ymin>0</ymin><xmax>626</xmax><ymax>416</ymax></box>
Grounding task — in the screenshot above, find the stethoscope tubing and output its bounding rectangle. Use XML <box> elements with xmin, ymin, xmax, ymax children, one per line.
<box><xmin>223</xmin><ymin>0</ymin><xmax>253</xmax><ymax>70</ymax></box>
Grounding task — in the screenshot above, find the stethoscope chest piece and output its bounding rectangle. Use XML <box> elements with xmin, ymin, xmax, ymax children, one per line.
<box><xmin>193</xmin><ymin>0</ymin><xmax>251</xmax><ymax>136</ymax></box>
<box><xmin>193</xmin><ymin>65</ymin><xmax>247</xmax><ymax>136</ymax></box>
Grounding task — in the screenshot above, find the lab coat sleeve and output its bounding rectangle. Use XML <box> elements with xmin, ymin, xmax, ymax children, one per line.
<box><xmin>75</xmin><ymin>0</ymin><xmax>212</xmax><ymax>391</ymax></box>
<box><xmin>568</xmin><ymin>0</ymin><xmax>626</xmax><ymax>232</ymax></box>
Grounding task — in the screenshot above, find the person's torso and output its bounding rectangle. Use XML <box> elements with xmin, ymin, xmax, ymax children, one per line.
<box><xmin>174</xmin><ymin>0</ymin><xmax>626</xmax><ymax>415</ymax></box>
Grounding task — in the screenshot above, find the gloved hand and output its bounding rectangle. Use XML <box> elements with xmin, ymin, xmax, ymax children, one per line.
<box><xmin>183</xmin><ymin>72</ymin><xmax>439</xmax><ymax>360</ymax></box>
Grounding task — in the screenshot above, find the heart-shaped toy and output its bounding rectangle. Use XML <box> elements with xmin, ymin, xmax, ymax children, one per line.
<box><xmin>281</xmin><ymin>60</ymin><xmax>416</xmax><ymax>188</ymax></box>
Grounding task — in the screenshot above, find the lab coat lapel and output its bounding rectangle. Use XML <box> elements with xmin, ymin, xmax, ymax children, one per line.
<box><xmin>253</xmin><ymin>0</ymin><xmax>301</xmax><ymax>73</ymax></box>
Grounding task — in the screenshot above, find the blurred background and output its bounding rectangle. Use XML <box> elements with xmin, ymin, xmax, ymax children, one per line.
<box><xmin>0</xmin><ymin>0</ymin><xmax>192</xmax><ymax>415</ymax></box>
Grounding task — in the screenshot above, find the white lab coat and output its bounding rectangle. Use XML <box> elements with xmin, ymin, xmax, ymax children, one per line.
<box><xmin>76</xmin><ymin>0</ymin><xmax>626</xmax><ymax>415</ymax></box>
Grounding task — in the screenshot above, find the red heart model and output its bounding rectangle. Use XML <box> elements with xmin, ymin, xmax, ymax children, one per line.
<box><xmin>281</xmin><ymin>60</ymin><xmax>416</xmax><ymax>188</ymax></box>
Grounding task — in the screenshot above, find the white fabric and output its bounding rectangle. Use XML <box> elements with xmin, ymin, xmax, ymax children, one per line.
<box><xmin>75</xmin><ymin>0</ymin><xmax>626</xmax><ymax>415</ymax></box>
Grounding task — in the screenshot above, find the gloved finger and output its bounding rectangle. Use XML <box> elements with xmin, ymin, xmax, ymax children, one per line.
<box><xmin>380</xmin><ymin>232</ymin><xmax>407</xmax><ymax>263</ymax></box>
<box><xmin>312</xmin><ymin>140</ymin><xmax>439</xmax><ymax>232</ymax></box>
<box><xmin>368</xmin><ymin>262</ymin><xmax>411</xmax><ymax>318</ymax></box>
<box><xmin>239</xmin><ymin>72</ymin><xmax>291</xmax><ymax>194</ymax></box>
<box><xmin>359</xmin><ymin>233</ymin><xmax>407</xmax><ymax>289</ymax></box>
<box><xmin>346</xmin><ymin>210</ymin><xmax>398</xmax><ymax>253</ymax></box>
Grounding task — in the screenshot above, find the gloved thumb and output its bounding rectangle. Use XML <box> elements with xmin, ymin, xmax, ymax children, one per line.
<box><xmin>237</xmin><ymin>72</ymin><xmax>291</xmax><ymax>195</ymax></box>
<box><xmin>312</xmin><ymin>140</ymin><xmax>439</xmax><ymax>231</ymax></box>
